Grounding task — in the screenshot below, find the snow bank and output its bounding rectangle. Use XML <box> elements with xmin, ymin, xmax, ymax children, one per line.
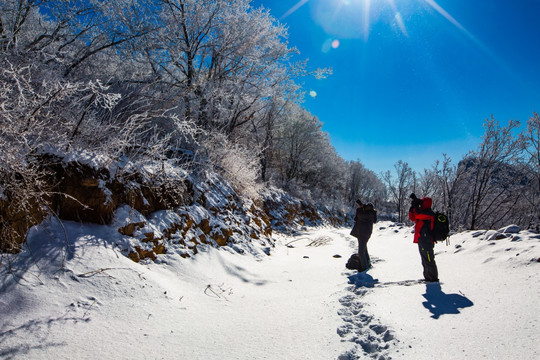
<box><xmin>1</xmin><ymin>221</ymin><xmax>538</xmax><ymax>359</ymax></box>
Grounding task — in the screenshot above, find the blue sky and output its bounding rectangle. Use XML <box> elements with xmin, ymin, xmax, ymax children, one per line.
<box><xmin>251</xmin><ymin>0</ymin><xmax>540</xmax><ymax>174</ymax></box>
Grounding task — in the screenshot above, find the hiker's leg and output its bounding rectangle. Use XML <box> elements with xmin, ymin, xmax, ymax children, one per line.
<box><xmin>418</xmin><ymin>238</ymin><xmax>438</xmax><ymax>281</ymax></box>
<box><xmin>357</xmin><ymin>237</ymin><xmax>370</xmax><ymax>271</ymax></box>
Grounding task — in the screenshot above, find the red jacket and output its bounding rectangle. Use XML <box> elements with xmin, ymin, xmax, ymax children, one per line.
<box><xmin>408</xmin><ymin>197</ymin><xmax>435</xmax><ymax>243</ymax></box>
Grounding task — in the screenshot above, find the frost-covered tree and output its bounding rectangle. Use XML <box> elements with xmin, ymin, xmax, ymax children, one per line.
<box><xmin>0</xmin><ymin>0</ymin><xmax>203</xmax><ymax>251</ymax></box>
<box><xmin>427</xmin><ymin>155</ymin><xmax>466</xmax><ymax>230</ymax></box>
<box><xmin>305</xmin><ymin>145</ymin><xmax>347</xmax><ymax>207</ymax></box>
<box><xmin>452</xmin><ymin>117</ymin><xmax>524</xmax><ymax>230</ymax></box>
<box><xmin>0</xmin><ymin>0</ymin><xmax>155</xmax><ymax>75</ymax></box>
<box><xmin>1</xmin><ymin>0</ymin><xmax>365</xmax><ymax>249</ymax></box>
<box><xmin>382</xmin><ymin>160</ymin><xmax>414</xmax><ymax>223</ymax></box>
<box><xmin>203</xmin><ymin>133</ymin><xmax>263</xmax><ymax>200</ymax></box>
<box><xmin>140</xmin><ymin>0</ymin><xmax>300</xmax><ymax>136</ymax></box>
<box><xmin>347</xmin><ymin>160</ymin><xmax>386</xmax><ymax>208</ymax></box>
<box><xmin>415</xmin><ymin>169</ymin><xmax>436</xmax><ymax>199</ymax></box>
<box><xmin>519</xmin><ymin>112</ymin><xmax>540</xmax><ymax>229</ymax></box>
<box><xmin>272</xmin><ymin>105</ymin><xmax>325</xmax><ymax>187</ymax></box>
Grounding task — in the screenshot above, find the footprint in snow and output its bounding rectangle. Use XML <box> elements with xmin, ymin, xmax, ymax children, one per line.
<box><xmin>337</xmin><ymin>273</ymin><xmax>397</xmax><ymax>360</ymax></box>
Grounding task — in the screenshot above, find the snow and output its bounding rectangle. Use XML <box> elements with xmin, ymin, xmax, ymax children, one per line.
<box><xmin>1</xmin><ymin>221</ymin><xmax>539</xmax><ymax>360</ymax></box>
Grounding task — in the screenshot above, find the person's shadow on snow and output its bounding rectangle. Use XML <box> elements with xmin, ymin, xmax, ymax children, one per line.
<box><xmin>422</xmin><ymin>283</ymin><xmax>474</xmax><ymax>319</ymax></box>
<box><xmin>347</xmin><ymin>272</ymin><xmax>378</xmax><ymax>288</ymax></box>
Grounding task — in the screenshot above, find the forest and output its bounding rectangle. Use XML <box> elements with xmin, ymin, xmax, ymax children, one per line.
<box><xmin>1</xmin><ymin>0</ymin><xmax>539</xmax><ymax>251</ymax></box>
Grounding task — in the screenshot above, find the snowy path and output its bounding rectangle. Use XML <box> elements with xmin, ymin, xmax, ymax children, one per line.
<box><xmin>362</xmin><ymin>223</ymin><xmax>540</xmax><ymax>360</ymax></box>
<box><xmin>1</xmin><ymin>221</ymin><xmax>539</xmax><ymax>359</ymax></box>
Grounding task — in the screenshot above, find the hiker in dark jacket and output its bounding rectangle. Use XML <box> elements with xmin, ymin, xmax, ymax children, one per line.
<box><xmin>350</xmin><ymin>199</ymin><xmax>377</xmax><ymax>271</ymax></box>
<box><xmin>408</xmin><ymin>193</ymin><xmax>439</xmax><ymax>282</ymax></box>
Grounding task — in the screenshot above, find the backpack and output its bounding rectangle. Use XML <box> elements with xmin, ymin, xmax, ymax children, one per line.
<box><xmin>432</xmin><ymin>212</ymin><xmax>450</xmax><ymax>243</ymax></box>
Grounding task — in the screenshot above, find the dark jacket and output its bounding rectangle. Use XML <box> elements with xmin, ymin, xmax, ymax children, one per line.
<box><xmin>409</xmin><ymin>197</ymin><xmax>435</xmax><ymax>244</ymax></box>
<box><xmin>350</xmin><ymin>205</ymin><xmax>377</xmax><ymax>239</ymax></box>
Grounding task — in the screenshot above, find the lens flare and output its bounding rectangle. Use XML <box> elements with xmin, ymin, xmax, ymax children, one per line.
<box><xmin>280</xmin><ymin>0</ymin><xmax>309</xmax><ymax>20</ymax></box>
<box><xmin>279</xmin><ymin>0</ymin><xmax>496</xmax><ymax>64</ymax></box>
<box><xmin>393</xmin><ymin>12</ymin><xmax>408</xmax><ymax>37</ymax></box>
<box><xmin>322</xmin><ymin>38</ymin><xmax>340</xmax><ymax>53</ymax></box>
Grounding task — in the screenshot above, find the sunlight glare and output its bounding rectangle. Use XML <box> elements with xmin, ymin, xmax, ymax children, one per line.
<box><xmin>423</xmin><ymin>0</ymin><xmax>510</xmax><ymax>73</ymax></box>
<box><xmin>393</xmin><ymin>12</ymin><xmax>408</xmax><ymax>36</ymax></box>
<box><xmin>362</xmin><ymin>0</ymin><xmax>371</xmax><ymax>40</ymax></box>
<box><xmin>423</xmin><ymin>0</ymin><xmax>467</xmax><ymax>33</ymax></box>
<box><xmin>281</xmin><ymin>0</ymin><xmax>496</xmax><ymax>60</ymax></box>
<box><xmin>278</xmin><ymin>0</ymin><xmax>512</xmax><ymax>80</ymax></box>
<box><xmin>280</xmin><ymin>0</ymin><xmax>309</xmax><ymax>20</ymax></box>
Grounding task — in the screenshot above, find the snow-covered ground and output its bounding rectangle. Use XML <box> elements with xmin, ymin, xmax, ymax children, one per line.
<box><xmin>1</xmin><ymin>220</ymin><xmax>539</xmax><ymax>359</ymax></box>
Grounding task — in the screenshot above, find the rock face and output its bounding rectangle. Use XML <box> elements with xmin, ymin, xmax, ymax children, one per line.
<box><xmin>0</xmin><ymin>156</ymin><xmax>346</xmax><ymax>259</ymax></box>
<box><xmin>49</xmin><ymin>161</ymin><xmax>193</xmax><ymax>224</ymax></box>
<box><xmin>262</xmin><ymin>189</ymin><xmax>349</xmax><ymax>232</ymax></box>
<box><xmin>54</xmin><ymin>163</ymin><xmax>118</xmax><ymax>224</ymax></box>
<box><xmin>0</xmin><ymin>197</ymin><xmax>46</xmax><ymax>253</ymax></box>
<box><xmin>111</xmin><ymin>176</ymin><xmax>276</xmax><ymax>262</ymax></box>
<box><xmin>0</xmin><ymin>156</ymin><xmax>192</xmax><ymax>252</ymax></box>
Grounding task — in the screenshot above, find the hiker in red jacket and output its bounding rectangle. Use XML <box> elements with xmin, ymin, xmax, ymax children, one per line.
<box><xmin>409</xmin><ymin>193</ymin><xmax>439</xmax><ymax>282</ymax></box>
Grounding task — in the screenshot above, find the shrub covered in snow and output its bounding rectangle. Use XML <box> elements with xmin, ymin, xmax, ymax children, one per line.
<box><xmin>203</xmin><ymin>134</ymin><xmax>263</xmax><ymax>201</ymax></box>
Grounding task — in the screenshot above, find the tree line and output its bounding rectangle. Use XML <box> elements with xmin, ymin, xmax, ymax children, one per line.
<box><xmin>382</xmin><ymin>115</ymin><xmax>540</xmax><ymax>231</ymax></box>
<box><xmin>1</xmin><ymin>0</ymin><xmax>538</xmax><ymax>237</ymax></box>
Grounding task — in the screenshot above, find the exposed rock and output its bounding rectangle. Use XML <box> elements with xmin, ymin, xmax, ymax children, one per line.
<box><xmin>198</xmin><ymin>219</ymin><xmax>211</xmax><ymax>235</ymax></box>
<box><xmin>118</xmin><ymin>222</ymin><xmax>146</xmax><ymax>237</ymax></box>
<box><xmin>498</xmin><ymin>224</ymin><xmax>520</xmax><ymax>234</ymax></box>
<box><xmin>262</xmin><ymin>192</ymin><xmax>346</xmax><ymax>233</ymax></box>
<box><xmin>1</xmin><ymin>154</ymin><xmax>346</xmax><ymax>260</ymax></box>
<box><xmin>485</xmin><ymin>230</ymin><xmax>508</xmax><ymax>241</ymax></box>
<box><xmin>0</xmin><ymin>197</ymin><xmax>47</xmax><ymax>253</ymax></box>
<box><xmin>54</xmin><ymin>162</ymin><xmax>118</xmax><ymax>224</ymax></box>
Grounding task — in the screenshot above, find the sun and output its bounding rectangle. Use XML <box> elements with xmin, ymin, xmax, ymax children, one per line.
<box><xmin>311</xmin><ymin>0</ymin><xmax>396</xmax><ymax>40</ymax></box>
<box><xmin>281</xmin><ymin>0</ymin><xmax>473</xmax><ymax>42</ymax></box>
